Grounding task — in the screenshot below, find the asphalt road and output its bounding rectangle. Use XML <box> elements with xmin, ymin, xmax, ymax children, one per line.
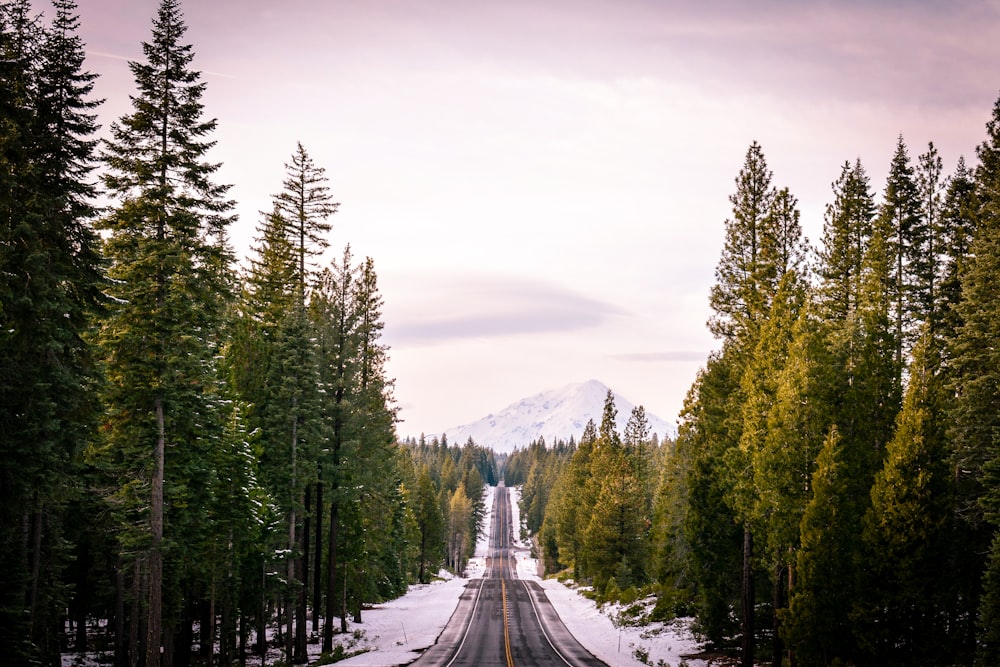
<box><xmin>411</xmin><ymin>484</ymin><xmax>608</xmax><ymax>667</ymax></box>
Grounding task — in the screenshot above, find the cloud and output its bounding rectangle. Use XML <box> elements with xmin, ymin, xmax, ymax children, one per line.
<box><xmin>610</xmin><ymin>351</ymin><xmax>708</xmax><ymax>363</ymax></box>
<box><xmin>383</xmin><ymin>272</ymin><xmax>627</xmax><ymax>345</ymax></box>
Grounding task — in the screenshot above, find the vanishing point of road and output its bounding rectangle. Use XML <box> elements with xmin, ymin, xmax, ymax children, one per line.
<box><xmin>411</xmin><ymin>483</ymin><xmax>608</xmax><ymax>667</ymax></box>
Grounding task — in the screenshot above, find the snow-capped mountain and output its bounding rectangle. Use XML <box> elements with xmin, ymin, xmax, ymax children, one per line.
<box><xmin>438</xmin><ymin>379</ymin><xmax>675</xmax><ymax>454</ymax></box>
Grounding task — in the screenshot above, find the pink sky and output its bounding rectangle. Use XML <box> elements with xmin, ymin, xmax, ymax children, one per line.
<box><xmin>74</xmin><ymin>0</ymin><xmax>1000</xmax><ymax>437</ymax></box>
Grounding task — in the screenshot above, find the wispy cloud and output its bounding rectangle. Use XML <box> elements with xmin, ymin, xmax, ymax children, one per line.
<box><xmin>384</xmin><ymin>272</ymin><xmax>626</xmax><ymax>345</ymax></box>
<box><xmin>610</xmin><ymin>351</ymin><xmax>707</xmax><ymax>363</ymax></box>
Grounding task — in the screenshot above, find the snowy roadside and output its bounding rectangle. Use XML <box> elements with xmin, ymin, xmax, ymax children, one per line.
<box><xmin>507</xmin><ymin>486</ymin><xmax>708</xmax><ymax>667</ymax></box>
<box><xmin>334</xmin><ymin>485</ymin><xmax>708</xmax><ymax>667</ymax></box>
<box><xmin>63</xmin><ymin>485</ymin><xmax>709</xmax><ymax>667</ymax></box>
<box><xmin>330</xmin><ymin>484</ymin><xmax>496</xmax><ymax>665</ymax></box>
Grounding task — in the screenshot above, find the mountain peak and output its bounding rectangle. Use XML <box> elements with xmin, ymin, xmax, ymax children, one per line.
<box><xmin>438</xmin><ymin>380</ymin><xmax>674</xmax><ymax>454</ymax></box>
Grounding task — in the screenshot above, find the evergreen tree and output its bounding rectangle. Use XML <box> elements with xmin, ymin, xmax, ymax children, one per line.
<box><xmin>273</xmin><ymin>141</ymin><xmax>339</xmax><ymax>298</ymax></box>
<box><xmin>786</xmin><ymin>426</ymin><xmax>860</xmax><ymax>665</ymax></box>
<box><xmin>938</xmin><ymin>156</ymin><xmax>977</xmax><ymax>337</ymax></box>
<box><xmin>817</xmin><ymin>159</ymin><xmax>876</xmax><ymax>321</ymax></box>
<box><xmin>914</xmin><ymin>142</ymin><xmax>945</xmax><ymax>337</ymax></box>
<box><xmin>677</xmin><ymin>348</ymin><xmax>744</xmax><ymax>647</ymax></box>
<box><xmin>857</xmin><ymin>331</ymin><xmax>954</xmax><ymax>665</ymax></box>
<box><xmin>413</xmin><ymin>469</ymin><xmax>444</xmax><ymax>584</ymax></box>
<box><xmin>552</xmin><ymin>419</ymin><xmax>597</xmax><ymax>579</ymax></box>
<box><xmin>876</xmin><ymin>135</ymin><xmax>921</xmax><ymax>374</ymax></box>
<box><xmin>584</xmin><ymin>392</ymin><xmax>648</xmax><ymax>591</ymax></box>
<box><xmin>950</xmin><ymin>92</ymin><xmax>1000</xmax><ymax>662</ymax></box>
<box><xmin>95</xmin><ymin>2</ymin><xmax>236</xmax><ymax>664</ymax></box>
<box><xmin>0</xmin><ymin>1</ymin><xmax>103</xmax><ymax>661</ymax></box>
<box><xmin>708</xmin><ymin>141</ymin><xmax>777</xmax><ymax>342</ymax></box>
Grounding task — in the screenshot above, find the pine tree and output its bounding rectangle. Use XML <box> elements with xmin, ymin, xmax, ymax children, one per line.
<box><xmin>817</xmin><ymin>159</ymin><xmax>876</xmax><ymax>321</ymax></box>
<box><xmin>914</xmin><ymin>142</ymin><xmax>945</xmax><ymax>336</ymax></box>
<box><xmin>708</xmin><ymin>141</ymin><xmax>777</xmax><ymax>342</ymax></box>
<box><xmin>786</xmin><ymin>426</ymin><xmax>860</xmax><ymax>665</ymax></box>
<box><xmin>938</xmin><ymin>156</ymin><xmax>977</xmax><ymax>339</ymax></box>
<box><xmin>876</xmin><ymin>135</ymin><xmax>921</xmax><ymax>374</ymax></box>
<box><xmin>677</xmin><ymin>348</ymin><xmax>744</xmax><ymax>647</ymax></box>
<box><xmin>552</xmin><ymin>419</ymin><xmax>597</xmax><ymax>579</ymax></box>
<box><xmin>95</xmin><ymin>1</ymin><xmax>236</xmax><ymax>664</ymax></box>
<box><xmin>705</xmin><ymin>142</ymin><xmax>808</xmax><ymax>666</ymax></box>
<box><xmin>413</xmin><ymin>469</ymin><xmax>444</xmax><ymax>584</ymax></box>
<box><xmin>274</xmin><ymin>142</ymin><xmax>339</xmax><ymax>298</ymax></box>
<box><xmin>584</xmin><ymin>391</ymin><xmax>648</xmax><ymax>591</ymax></box>
<box><xmin>857</xmin><ymin>330</ymin><xmax>954</xmax><ymax>665</ymax></box>
<box><xmin>0</xmin><ymin>1</ymin><xmax>103</xmax><ymax>661</ymax></box>
<box><xmin>950</xmin><ymin>93</ymin><xmax>1000</xmax><ymax>661</ymax></box>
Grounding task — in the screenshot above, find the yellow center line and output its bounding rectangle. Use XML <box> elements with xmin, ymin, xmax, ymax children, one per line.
<box><xmin>501</xmin><ymin>486</ymin><xmax>515</xmax><ymax>667</ymax></box>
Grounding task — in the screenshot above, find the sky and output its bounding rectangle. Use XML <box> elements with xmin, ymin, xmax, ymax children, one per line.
<box><xmin>72</xmin><ymin>0</ymin><xmax>1000</xmax><ymax>438</ymax></box>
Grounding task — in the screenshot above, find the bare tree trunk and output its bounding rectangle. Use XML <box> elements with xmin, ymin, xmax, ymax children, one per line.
<box><xmin>115</xmin><ymin>560</ymin><xmax>126</xmax><ymax>667</ymax></box>
<box><xmin>296</xmin><ymin>487</ymin><xmax>309</xmax><ymax>661</ymax></box>
<box><xmin>148</xmin><ymin>397</ymin><xmax>166</xmax><ymax>667</ymax></box>
<box><xmin>313</xmin><ymin>478</ymin><xmax>323</xmax><ymax>633</ymax></box>
<box><xmin>787</xmin><ymin>555</ymin><xmax>796</xmax><ymax>667</ymax></box>
<box><xmin>341</xmin><ymin>560</ymin><xmax>348</xmax><ymax>634</ymax></box>
<box><xmin>286</xmin><ymin>412</ymin><xmax>298</xmax><ymax>664</ymax></box>
<box><xmin>772</xmin><ymin>563</ymin><xmax>785</xmax><ymax>666</ymax></box>
<box><xmin>27</xmin><ymin>501</ymin><xmax>43</xmax><ymax>640</ymax></box>
<box><xmin>323</xmin><ymin>500</ymin><xmax>339</xmax><ymax>652</ymax></box>
<box><xmin>741</xmin><ymin>525</ymin><xmax>754</xmax><ymax>667</ymax></box>
<box><xmin>256</xmin><ymin>561</ymin><xmax>266</xmax><ymax>662</ymax></box>
<box><xmin>130</xmin><ymin>560</ymin><xmax>142</xmax><ymax>667</ymax></box>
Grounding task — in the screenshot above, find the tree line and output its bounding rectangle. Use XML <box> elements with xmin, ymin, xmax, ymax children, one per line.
<box><xmin>510</xmin><ymin>103</ymin><xmax>1000</xmax><ymax>665</ymax></box>
<box><xmin>0</xmin><ymin>1</ymin><xmax>494</xmax><ymax>665</ymax></box>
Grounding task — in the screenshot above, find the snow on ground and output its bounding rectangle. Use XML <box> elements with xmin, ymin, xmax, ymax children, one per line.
<box><xmin>64</xmin><ymin>485</ymin><xmax>709</xmax><ymax>666</ymax></box>
<box><xmin>337</xmin><ymin>486</ymin><xmax>708</xmax><ymax>667</ymax></box>
<box><xmin>328</xmin><ymin>571</ymin><xmax>468</xmax><ymax>666</ymax></box>
<box><xmin>508</xmin><ymin>486</ymin><xmax>708</xmax><ymax>667</ymax></box>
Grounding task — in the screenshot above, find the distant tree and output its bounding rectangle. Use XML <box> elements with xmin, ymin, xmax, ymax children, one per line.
<box><xmin>414</xmin><ymin>469</ymin><xmax>444</xmax><ymax>583</ymax></box>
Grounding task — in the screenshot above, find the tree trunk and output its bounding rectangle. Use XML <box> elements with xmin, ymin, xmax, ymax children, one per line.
<box><xmin>256</xmin><ymin>561</ymin><xmax>266</xmax><ymax>661</ymax></box>
<box><xmin>131</xmin><ymin>560</ymin><xmax>143</xmax><ymax>667</ymax></box>
<box><xmin>296</xmin><ymin>487</ymin><xmax>309</xmax><ymax>661</ymax></box>
<box><xmin>323</xmin><ymin>498</ymin><xmax>340</xmax><ymax>652</ymax></box>
<box><xmin>148</xmin><ymin>397</ymin><xmax>166</xmax><ymax>667</ymax></box>
<box><xmin>741</xmin><ymin>525</ymin><xmax>754</xmax><ymax>667</ymax></box>
<box><xmin>286</xmin><ymin>412</ymin><xmax>297</xmax><ymax>665</ymax></box>
<box><xmin>115</xmin><ymin>560</ymin><xmax>126</xmax><ymax>667</ymax></box>
<box><xmin>313</xmin><ymin>478</ymin><xmax>323</xmax><ymax>633</ymax></box>
<box><xmin>27</xmin><ymin>502</ymin><xmax>43</xmax><ymax>639</ymax></box>
<box><xmin>341</xmin><ymin>560</ymin><xmax>348</xmax><ymax>633</ymax></box>
<box><xmin>772</xmin><ymin>563</ymin><xmax>785</xmax><ymax>667</ymax></box>
<box><xmin>787</xmin><ymin>555</ymin><xmax>796</xmax><ymax>667</ymax></box>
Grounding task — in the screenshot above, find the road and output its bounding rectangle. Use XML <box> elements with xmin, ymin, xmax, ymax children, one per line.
<box><xmin>411</xmin><ymin>483</ymin><xmax>608</xmax><ymax>667</ymax></box>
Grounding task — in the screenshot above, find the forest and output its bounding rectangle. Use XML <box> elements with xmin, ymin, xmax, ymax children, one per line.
<box><xmin>7</xmin><ymin>0</ymin><xmax>1000</xmax><ymax>666</ymax></box>
<box><xmin>0</xmin><ymin>1</ymin><xmax>500</xmax><ymax>665</ymax></box>
<box><xmin>508</xmin><ymin>114</ymin><xmax>1000</xmax><ymax>666</ymax></box>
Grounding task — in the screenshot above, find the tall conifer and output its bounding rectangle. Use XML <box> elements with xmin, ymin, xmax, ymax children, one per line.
<box><xmin>95</xmin><ymin>1</ymin><xmax>235</xmax><ymax>663</ymax></box>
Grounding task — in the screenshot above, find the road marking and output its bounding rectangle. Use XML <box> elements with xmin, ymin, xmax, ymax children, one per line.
<box><xmin>502</xmin><ymin>579</ymin><xmax>514</xmax><ymax>667</ymax></box>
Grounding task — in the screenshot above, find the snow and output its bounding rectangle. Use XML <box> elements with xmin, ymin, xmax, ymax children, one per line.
<box><xmin>435</xmin><ymin>380</ymin><xmax>677</xmax><ymax>454</ymax></box>
<box><xmin>63</xmin><ymin>485</ymin><xmax>709</xmax><ymax>667</ymax></box>
<box><xmin>335</xmin><ymin>486</ymin><xmax>708</xmax><ymax>667</ymax></box>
